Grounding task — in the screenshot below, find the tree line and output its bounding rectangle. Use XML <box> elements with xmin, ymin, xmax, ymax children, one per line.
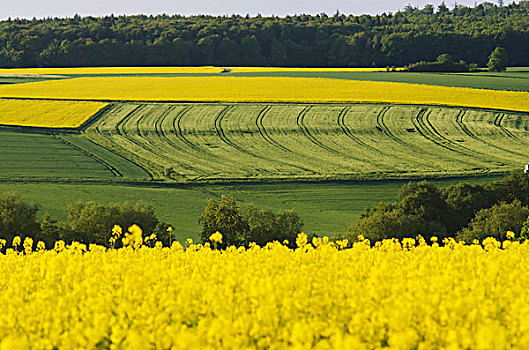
<box><xmin>0</xmin><ymin>193</ymin><xmax>303</xmax><ymax>250</ymax></box>
<box><xmin>0</xmin><ymin>2</ymin><xmax>528</xmax><ymax>68</ymax></box>
<box><xmin>346</xmin><ymin>172</ymin><xmax>529</xmax><ymax>243</ymax></box>
<box><xmin>1</xmin><ymin>172</ymin><xmax>529</xmax><ymax>250</ymax></box>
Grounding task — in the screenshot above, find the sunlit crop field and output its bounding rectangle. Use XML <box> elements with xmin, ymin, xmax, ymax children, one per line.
<box><xmin>85</xmin><ymin>102</ymin><xmax>529</xmax><ymax>181</ymax></box>
<box><xmin>0</xmin><ymin>66</ymin><xmax>224</xmax><ymax>75</ymax></box>
<box><xmin>0</xmin><ymin>99</ymin><xmax>107</xmax><ymax>128</ymax></box>
<box><xmin>1</xmin><ymin>236</ymin><xmax>529</xmax><ymax>349</ymax></box>
<box><xmin>0</xmin><ymin>77</ymin><xmax>528</xmax><ymax>112</ymax></box>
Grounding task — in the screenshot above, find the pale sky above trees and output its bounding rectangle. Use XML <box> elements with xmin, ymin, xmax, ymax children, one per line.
<box><xmin>1</xmin><ymin>0</ymin><xmax>503</xmax><ymax>20</ymax></box>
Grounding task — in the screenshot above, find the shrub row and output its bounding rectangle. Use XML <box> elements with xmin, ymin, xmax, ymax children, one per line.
<box><xmin>0</xmin><ymin>193</ymin><xmax>303</xmax><ymax>249</ymax></box>
<box><xmin>346</xmin><ymin>172</ymin><xmax>529</xmax><ymax>243</ymax></box>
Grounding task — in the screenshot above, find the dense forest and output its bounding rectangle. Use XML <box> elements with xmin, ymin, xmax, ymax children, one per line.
<box><xmin>0</xmin><ymin>2</ymin><xmax>528</xmax><ymax>68</ymax></box>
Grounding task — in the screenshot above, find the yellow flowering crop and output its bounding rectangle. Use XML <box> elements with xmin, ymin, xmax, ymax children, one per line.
<box><xmin>0</xmin><ymin>99</ymin><xmax>107</xmax><ymax>128</ymax></box>
<box><xmin>1</xmin><ymin>236</ymin><xmax>529</xmax><ymax>348</ymax></box>
<box><xmin>209</xmin><ymin>231</ymin><xmax>223</xmax><ymax>243</ymax></box>
<box><xmin>0</xmin><ymin>77</ymin><xmax>527</xmax><ymax>112</ymax></box>
<box><xmin>227</xmin><ymin>67</ymin><xmax>398</xmax><ymax>73</ymax></box>
<box><xmin>0</xmin><ymin>66</ymin><xmax>223</xmax><ymax>75</ymax></box>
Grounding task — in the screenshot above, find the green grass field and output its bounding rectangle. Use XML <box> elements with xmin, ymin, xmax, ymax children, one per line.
<box><xmin>0</xmin><ymin>176</ymin><xmax>499</xmax><ymax>241</ymax></box>
<box><xmin>85</xmin><ymin>102</ymin><xmax>529</xmax><ymax>182</ymax></box>
<box><xmin>228</xmin><ymin>69</ymin><xmax>529</xmax><ymax>92</ymax></box>
<box><xmin>0</xmin><ymin>130</ymin><xmax>150</xmax><ymax>180</ymax></box>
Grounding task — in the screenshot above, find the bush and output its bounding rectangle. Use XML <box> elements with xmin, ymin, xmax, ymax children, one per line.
<box><xmin>405</xmin><ymin>54</ymin><xmax>479</xmax><ymax>72</ymax></box>
<box><xmin>0</xmin><ymin>192</ymin><xmax>40</xmax><ymax>242</ymax></box>
<box><xmin>488</xmin><ymin>171</ymin><xmax>529</xmax><ymax>206</ymax></box>
<box><xmin>521</xmin><ymin>216</ymin><xmax>529</xmax><ymax>240</ymax></box>
<box><xmin>199</xmin><ymin>196</ymin><xmax>304</xmax><ymax>247</ymax></box>
<box><xmin>488</xmin><ymin>47</ymin><xmax>509</xmax><ymax>72</ymax></box>
<box><xmin>66</xmin><ymin>200</ymin><xmax>160</xmax><ymax>246</ymax></box>
<box><xmin>199</xmin><ymin>196</ymin><xmax>249</xmax><ymax>247</ymax></box>
<box><xmin>456</xmin><ymin>200</ymin><xmax>529</xmax><ymax>242</ymax></box>
<box><xmin>346</xmin><ymin>203</ymin><xmax>446</xmax><ymax>242</ymax></box>
<box><xmin>346</xmin><ymin>182</ymin><xmax>448</xmax><ymax>242</ymax></box>
<box><xmin>34</xmin><ymin>214</ymin><xmax>61</xmax><ymax>248</ymax></box>
<box><xmin>346</xmin><ymin>173</ymin><xmax>529</xmax><ymax>243</ymax></box>
<box><xmin>442</xmin><ymin>182</ymin><xmax>495</xmax><ymax>233</ymax></box>
<box><xmin>242</xmin><ymin>205</ymin><xmax>303</xmax><ymax>247</ymax></box>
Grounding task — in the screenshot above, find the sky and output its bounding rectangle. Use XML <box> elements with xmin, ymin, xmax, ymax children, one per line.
<box><xmin>0</xmin><ymin>0</ymin><xmax>502</xmax><ymax>20</ymax></box>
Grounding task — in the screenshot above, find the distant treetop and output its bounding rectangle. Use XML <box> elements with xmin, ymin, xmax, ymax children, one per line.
<box><xmin>0</xmin><ymin>3</ymin><xmax>528</xmax><ymax>67</ymax></box>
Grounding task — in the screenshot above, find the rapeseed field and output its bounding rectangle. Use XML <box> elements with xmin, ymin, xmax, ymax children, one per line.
<box><xmin>1</xmin><ymin>233</ymin><xmax>529</xmax><ymax>349</ymax></box>
<box><xmin>0</xmin><ymin>77</ymin><xmax>527</xmax><ymax>112</ymax></box>
<box><xmin>0</xmin><ymin>99</ymin><xmax>107</xmax><ymax>128</ymax></box>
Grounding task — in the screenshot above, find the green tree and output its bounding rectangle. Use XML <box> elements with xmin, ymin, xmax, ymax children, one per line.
<box><xmin>346</xmin><ymin>181</ymin><xmax>449</xmax><ymax>242</ymax></box>
<box><xmin>488</xmin><ymin>172</ymin><xmax>529</xmax><ymax>206</ymax></box>
<box><xmin>35</xmin><ymin>214</ymin><xmax>61</xmax><ymax>247</ymax></box>
<box><xmin>66</xmin><ymin>200</ymin><xmax>159</xmax><ymax>246</ymax></box>
<box><xmin>437</xmin><ymin>53</ymin><xmax>453</xmax><ymax>65</ymax></box>
<box><xmin>0</xmin><ymin>192</ymin><xmax>40</xmax><ymax>242</ymax></box>
<box><xmin>199</xmin><ymin>196</ymin><xmax>249</xmax><ymax>247</ymax></box>
<box><xmin>457</xmin><ymin>200</ymin><xmax>529</xmax><ymax>242</ymax></box>
<box><xmin>521</xmin><ymin>215</ymin><xmax>529</xmax><ymax>240</ymax></box>
<box><xmin>487</xmin><ymin>47</ymin><xmax>509</xmax><ymax>72</ymax></box>
<box><xmin>346</xmin><ymin>203</ymin><xmax>446</xmax><ymax>242</ymax></box>
<box><xmin>243</xmin><ymin>205</ymin><xmax>303</xmax><ymax>247</ymax></box>
<box><xmin>199</xmin><ymin>196</ymin><xmax>304</xmax><ymax>247</ymax></box>
<box><xmin>442</xmin><ymin>182</ymin><xmax>495</xmax><ymax>234</ymax></box>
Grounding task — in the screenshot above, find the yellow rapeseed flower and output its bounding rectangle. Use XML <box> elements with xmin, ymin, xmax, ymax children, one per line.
<box><xmin>209</xmin><ymin>231</ymin><xmax>223</xmax><ymax>244</ymax></box>
<box><xmin>0</xmin><ymin>236</ymin><xmax>527</xmax><ymax>348</ymax></box>
<box><xmin>0</xmin><ymin>77</ymin><xmax>528</xmax><ymax>112</ymax></box>
<box><xmin>0</xmin><ymin>99</ymin><xmax>107</xmax><ymax>128</ymax></box>
<box><xmin>296</xmin><ymin>233</ymin><xmax>308</xmax><ymax>248</ymax></box>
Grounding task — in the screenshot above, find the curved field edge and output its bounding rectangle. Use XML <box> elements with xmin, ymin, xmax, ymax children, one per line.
<box><xmin>84</xmin><ymin>102</ymin><xmax>529</xmax><ymax>183</ymax></box>
<box><xmin>0</xmin><ymin>77</ymin><xmax>528</xmax><ymax>113</ymax></box>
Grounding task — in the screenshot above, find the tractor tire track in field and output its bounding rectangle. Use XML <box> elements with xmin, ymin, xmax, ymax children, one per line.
<box><xmin>172</xmin><ymin>105</ymin><xmax>202</xmax><ymax>151</ymax></box>
<box><xmin>375</xmin><ymin>106</ymin><xmax>437</xmax><ymax>168</ymax></box>
<box><xmin>296</xmin><ymin>106</ymin><xmax>341</xmax><ymax>155</ymax></box>
<box><xmin>113</xmin><ymin>105</ymin><xmax>172</xmax><ymax>165</ymax></box>
<box><xmin>118</xmin><ymin>105</ymin><xmax>199</xmax><ymax>173</ymax></box>
<box><xmin>413</xmin><ymin>108</ymin><xmax>476</xmax><ymax>158</ymax></box>
<box><xmin>214</xmin><ymin>105</ymin><xmax>315</xmax><ymax>174</ymax></box>
<box><xmin>375</xmin><ymin>106</ymin><xmax>404</xmax><ymax>145</ymax></box>
<box><xmin>214</xmin><ymin>105</ymin><xmax>249</xmax><ymax>154</ymax></box>
<box><xmin>415</xmin><ymin>108</ymin><xmax>514</xmax><ymax>169</ymax></box>
<box><xmin>114</xmin><ymin>105</ymin><xmax>144</xmax><ymax>137</ymax></box>
<box><xmin>87</xmin><ymin>105</ymin><xmax>156</xmax><ymax>180</ymax></box>
<box><xmin>85</xmin><ymin>102</ymin><xmax>529</xmax><ymax>181</ymax></box>
<box><xmin>494</xmin><ymin>113</ymin><xmax>526</xmax><ymax>144</ymax></box>
<box><xmin>421</xmin><ymin>109</ymin><xmax>506</xmax><ymax>165</ymax></box>
<box><xmin>153</xmin><ymin>105</ymin><xmax>175</xmax><ymax>139</ymax></box>
<box><xmin>456</xmin><ymin>110</ymin><xmax>528</xmax><ymax>159</ymax></box>
<box><xmin>255</xmin><ymin>106</ymin><xmax>290</xmax><ymax>152</ymax></box>
<box><xmin>154</xmin><ymin>105</ymin><xmax>205</xmax><ymax>175</ymax></box>
<box><xmin>337</xmin><ymin>107</ymin><xmax>381</xmax><ymax>153</ymax></box>
<box><xmin>53</xmin><ymin>134</ymin><xmax>123</xmax><ymax>177</ymax></box>
<box><xmin>335</xmin><ymin>106</ymin><xmax>409</xmax><ymax>169</ymax></box>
